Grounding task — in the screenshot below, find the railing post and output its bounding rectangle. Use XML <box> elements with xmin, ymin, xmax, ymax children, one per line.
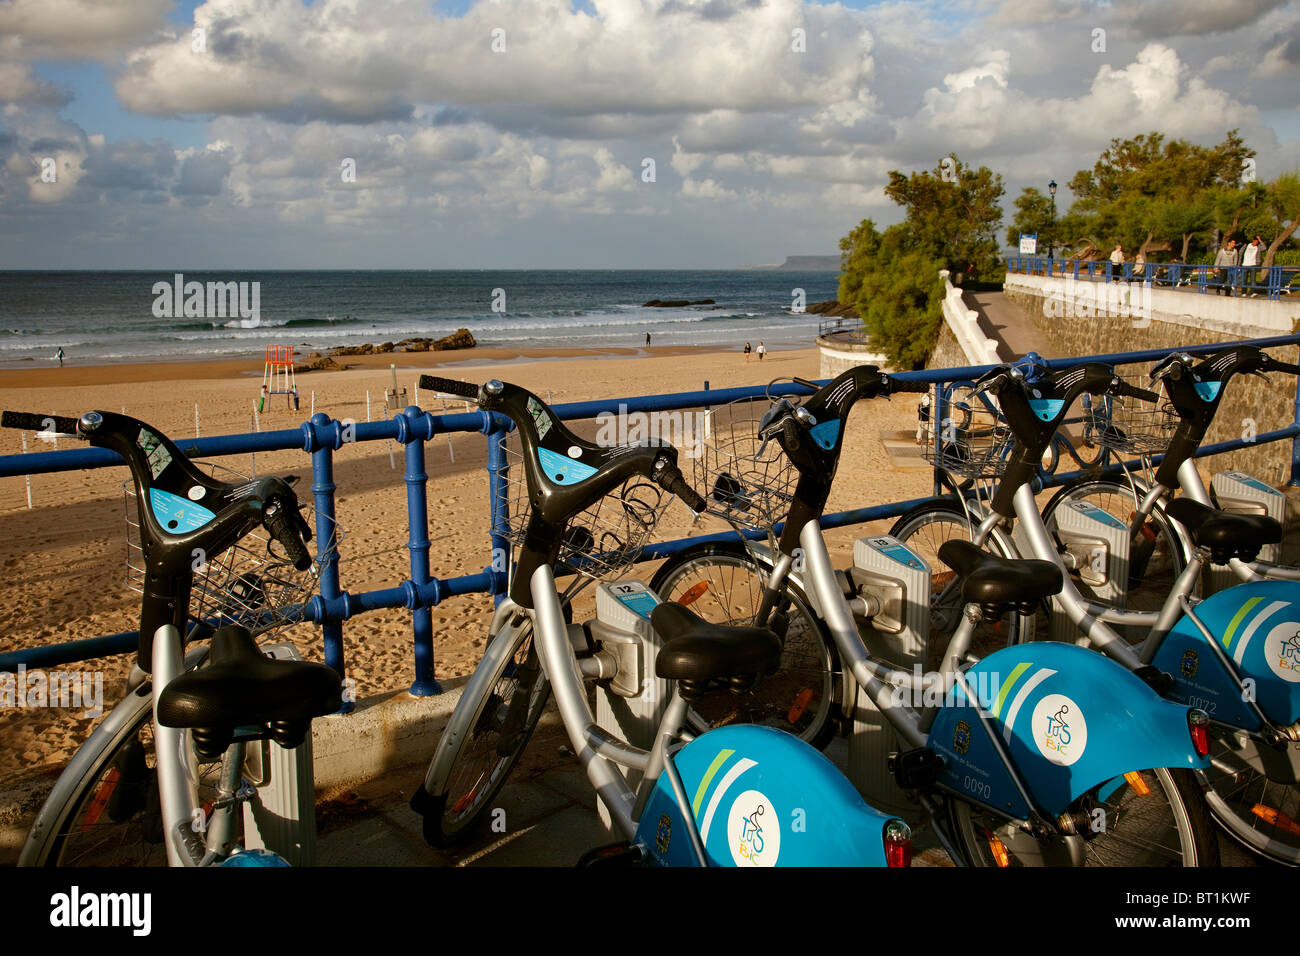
<box><xmin>1292</xmin><ymin>367</ymin><xmax>1300</xmax><ymax>488</ymax></box>
<box><xmin>401</xmin><ymin>406</ymin><xmax>441</xmax><ymax>697</ymax></box>
<box><xmin>486</xmin><ymin>417</ymin><xmax>512</xmax><ymax>607</ymax></box>
<box><xmin>305</xmin><ymin>412</ymin><xmax>351</xmax><ymax>712</ymax></box>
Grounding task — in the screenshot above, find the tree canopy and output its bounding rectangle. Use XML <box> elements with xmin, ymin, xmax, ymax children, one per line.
<box><xmin>837</xmin><ymin>156</ymin><xmax>1002</xmax><ymax>369</ymax></box>
<box><xmin>1006</xmin><ymin>130</ymin><xmax>1298</xmax><ymax>265</ymax></box>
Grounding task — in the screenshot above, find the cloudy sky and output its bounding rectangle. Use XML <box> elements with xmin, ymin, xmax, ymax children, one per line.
<box><xmin>1</xmin><ymin>0</ymin><xmax>1298</xmax><ymax>269</ymax></box>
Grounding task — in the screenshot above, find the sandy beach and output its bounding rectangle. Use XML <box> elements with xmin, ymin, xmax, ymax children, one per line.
<box><xmin>0</xmin><ymin>344</ymin><xmax>930</xmax><ymax>789</ymax></box>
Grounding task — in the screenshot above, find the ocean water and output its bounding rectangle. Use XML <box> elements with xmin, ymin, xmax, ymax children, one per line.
<box><xmin>0</xmin><ymin>270</ymin><xmax>841</xmax><ymax>366</ymax></box>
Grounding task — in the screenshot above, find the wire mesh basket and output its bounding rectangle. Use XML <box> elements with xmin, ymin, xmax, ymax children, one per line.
<box><xmin>497</xmin><ymin>432</ymin><xmax>670</xmax><ymax>580</ymax></box>
<box><xmin>923</xmin><ymin>385</ymin><xmax>1016</xmax><ymax>478</ymax></box>
<box><xmin>1084</xmin><ymin>386</ymin><xmax>1177</xmax><ymax>454</ymax></box>
<box><xmin>690</xmin><ymin>396</ymin><xmax>798</xmax><ymax>532</ymax></box>
<box><xmin>125</xmin><ymin>463</ymin><xmax>340</xmax><ymax>636</ymax></box>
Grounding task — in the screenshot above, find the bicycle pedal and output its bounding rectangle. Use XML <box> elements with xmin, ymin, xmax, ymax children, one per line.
<box><xmin>889</xmin><ymin>747</ymin><xmax>944</xmax><ymax>790</ymax></box>
<box><xmin>577</xmin><ymin>841</ymin><xmax>646</xmax><ymax>867</ymax></box>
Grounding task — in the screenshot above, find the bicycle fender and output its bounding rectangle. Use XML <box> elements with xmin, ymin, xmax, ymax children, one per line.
<box><xmin>927</xmin><ymin>642</ymin><xmax>1205</xmax><ymax>820</ymax></box>
<box><xmin>635</xmin><ymin>725</ymin><xmax>895</xmax><ymax>866</ymax></box>
<box><xmin>1152</xmin><ymin>579</ymin><xmax>1300</xmax><ymax>730</ymax></box>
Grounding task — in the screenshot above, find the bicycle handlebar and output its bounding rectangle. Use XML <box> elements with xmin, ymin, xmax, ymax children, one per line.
<box><xmin>2</xmin><ymin>411</ymin><xmax>82</xmax><ymax>436</ymax></box>
<box><xmin>419</xmin><ymin>376</ymin><xmax>481</xmax><ymax>401</ymax></box>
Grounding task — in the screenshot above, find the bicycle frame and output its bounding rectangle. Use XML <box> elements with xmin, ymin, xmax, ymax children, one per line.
<box><xmin>739</xmin><ymin>518</ymin><xmax>1208</xmax><ymax>838</ymax></box>
<box><xmin>998</xmin><ymin>480</ymin><xmax>1300</xmax><ymax>749</ymax></box>
<box><xmin>519</xmin><ymin>563</ymin><xmax>900</xmax><ymax>866</ymax></box>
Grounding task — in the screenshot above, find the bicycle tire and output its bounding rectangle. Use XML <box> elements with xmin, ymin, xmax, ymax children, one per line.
<box><xmin>1041</xmin><ymin>476</ymin><xmax>1188</xmax><ymax>629</ymax></box>
<box><xmin>418</xmin><ymin>616</ymin><xmax>551</xmax><ymax>847</ymax></box>
<box><xmin>648</xmin><ymin>540</ymin><xmax>842</xmax><ymax>749</ymax></box>
<box><xmin>1201</xmin><ymin>729</ymin><xmax>1300</xmax><ymax>866</ymax></box>
<box><xmin>948</xmin><ymin>767</ymin><xmax>1219</xmax><ymax>866</ymax></box>
<box><xmin>20</xmin><ymin>649</ymin><xmax>239</xmax><ymax>867</ymax></box>
<box><xmin>888</xmin><ymin>499</ymin><xmax>1028</xmax><ymax>660</ymax></box>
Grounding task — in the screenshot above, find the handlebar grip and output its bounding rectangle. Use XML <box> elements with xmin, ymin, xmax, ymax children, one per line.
<box><xmin>2</xmin><ymin>411</ymin><xmax>80</xmax><ymax>435</ymax></box>
<box><xmin>1117</xmin><ymin>381</ymin><xmax>1160</xmax><ymax>403</ymax></box>
<box><xmin>781</xmin><ymin>417</ymin><xmax>801</xmax><ymax>452</ymax></box>
<box><xmin>264</xmin><ymin>498</ymin><xmax>313</xmax><ymax>571</ymax></box>
<box><xmin>418</xmin><ymin>376</ymin><xmax>480</xmax><ymax>400</ymax></box>
<box><xmin>655</xmin><ymin>464</ymin><xmax>707</xmax><ymax>514</ymax></box>
<box><xmin>1265</xmin><ymin>360</ymin><xmax>1300</xmax><ymax>376</ymax></box>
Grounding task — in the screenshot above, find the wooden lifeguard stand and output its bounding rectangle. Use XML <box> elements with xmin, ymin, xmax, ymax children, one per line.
<box><xmin>259</xmin><ymin>344</ymin><xmax>299</xmax><ymax>411</ymax></box>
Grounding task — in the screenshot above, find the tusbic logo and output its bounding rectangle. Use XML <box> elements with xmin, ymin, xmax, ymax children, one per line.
<box><xmin>1263</xmin><ymin>625</ymin><xmax>1300</xmax><ymax>682</ymax></box>
<box><xmin>1032</xmin><ymin>694</ymin><xmax>1088</xmax><ymax>766</ymax></box>
<box><xmin>727</xmin><ymin>790</ymin><xmax>780</xmax><ymax>866</ymax></box>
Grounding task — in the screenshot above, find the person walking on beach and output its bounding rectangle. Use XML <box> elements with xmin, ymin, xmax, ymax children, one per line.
<box><xmin>645</xmin><ymin>332</ymin><xmax>652</xmax><ymax>347</ymax></box>
<box><xmin>916</xmin><ymin>392</ymin><xmax>931</xmax><ymax>445</ymax></box>
<box><xmin>757</xmin><ymin>341</ymin><xmax>766</xmax><ymax>361</ymax></box>
<box><xmin>54</xmin><ymin>346</ymin><xmax>64</xmax><ymax>368</ymax></box>
<box><xmin>744</xmin><ymin>342</ymin><xmax>752</xmax><ymax>362</ymax></box>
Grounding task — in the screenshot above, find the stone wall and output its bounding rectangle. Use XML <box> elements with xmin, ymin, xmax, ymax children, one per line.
<box><xmin>818</xmin><ymin>336</ymin><xmax>891</xmax><ymax>377</ymax></box>
<box><xmin>1003</xmin><ymin>280</ymin><xmax>1298</xmax><ymax>482</ymax></box>
<box><xmin>926</xmin><ymin>322</ymin><xmax>968</xmax><ymax>371</ymax></box>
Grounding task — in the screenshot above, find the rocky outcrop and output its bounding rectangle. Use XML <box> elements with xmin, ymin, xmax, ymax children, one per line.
<box><xmin>329</xmin><ymin>328</ymin><xmax>476</xmax><ymax>357</ymax></box>
<box><xmin>806</xmin><ymin>299</ymin><xmax>859</xmax><ymax>318</ymax></box>
<box><xmin>295</xmin><ymin>353</ymin><xmax>345</xmax><ymax>372</ymax></box>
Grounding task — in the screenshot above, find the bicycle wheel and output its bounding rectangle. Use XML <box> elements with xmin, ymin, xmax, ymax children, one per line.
<box><xmin>1201</xmin><ymin>729</ymin><xmax>1300</xmax><ymax>865</ymax></box>
<box><xmin>889</xmin><ymin>499</ymin><xmax>1027</xmax><ymax>660</ymax></box>
<box><xmin>1041</xmin><ymin>477</ymin><xmax>1187</xmax><ymax>627</ymax></box>
<box><xmin>22</xmin><ymin>666</ymin><xmax>238</xmax><ymax>866</ymax></box>
<box><xmin>648</xmin><ymin>540</ymin><xmax>842</xmax><ymax>749</ymax></box>
<box><xmin>949</xmin><ymin>767</ymin><xmax>1218</xmax><ymax>866</ymax></box>
<box><xmin>418</xmin><ymin>616</ymin><xmax>551</xmax><ymax>847</ymax></box>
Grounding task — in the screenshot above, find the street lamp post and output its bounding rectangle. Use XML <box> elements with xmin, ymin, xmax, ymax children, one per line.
<box><xmin>1048</xmin><ymin>179</ymin><xmax>1057</xmax><ymax>263</ymax></box>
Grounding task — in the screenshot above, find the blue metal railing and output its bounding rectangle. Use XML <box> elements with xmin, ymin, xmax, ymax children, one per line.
<box><xmin>1006</xmin><ymin>255</ymin><xmax>1300</xmax><ymax>300</ymax></box>
<box><xmin>3</xmin><ymin>330</ymin><xmax>1299</xmax><ymax>692</ymax></box>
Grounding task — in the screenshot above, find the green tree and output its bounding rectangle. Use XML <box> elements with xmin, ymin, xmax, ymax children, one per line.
<box><xmin>1260</xmin><ymin>172</ymin><xmax>1300</xmax><ymax>268</ymax></box>
<box><xmin>1005</xmin><ymin>187</ymin><xmax>1055</xmax><ymax>251</ymax></box>
<box><xmin>884</xmin><ymin>156</ymin><xmax>1005</xmax><ymax>279</ymax></box>
<box><xmin>838</xmin><ymin>220</ymin><xmax>945</xmax><ymax>370</ymax></box>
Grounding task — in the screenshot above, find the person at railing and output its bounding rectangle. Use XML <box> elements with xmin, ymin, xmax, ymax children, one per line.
<box><xmin>1109</xmin><ymin>242</ymin><xmax>1123</xmax><ymax>282</ymax></box>
<box><xmin>1133</xmin><ymin>250</ymin><xmax>1146</xmax><ymax>283</ymax></box>
<box><xmin>1242</xmin><ymin>235</ymin><xmax>1263</xmax><ymax>297</ymax></box>
<box><xmin>1213</xmin><ymin>237</ymin><xmax>1239</xmax><ymax>296</ymax></box>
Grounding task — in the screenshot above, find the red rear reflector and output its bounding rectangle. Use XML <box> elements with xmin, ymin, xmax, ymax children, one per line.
<box><xmin>1191</xmin><ymin>724</ymin><xmax>1209</xmax><ymax>756</ymax></box>
<box><xmin>884</xmin><ymin>820</ymin><xmax>912</xmax><ymax>867</ymax></box>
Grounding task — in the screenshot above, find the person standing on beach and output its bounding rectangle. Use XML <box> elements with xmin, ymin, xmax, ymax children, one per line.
<box><xmin>646</xmin><ymin>332</ymin><xmax>651</xmax><ymax>347</ymax></box>
<box><xmin>744</xmin><ymin>342</ymin><xmax>751</xmax><ymax>362</ymax></box>
<box><xmin>916</xmin><ymin>392</ymin><xmax>931</xmax><ymax>445</ymax></box>
<box><xmin>757</xmin><ymin>341</ymin><xmax>766</xmax><ymax>361</ymax></box>
<box><xmin>54</xmin><ymin>346</ymin><xmax>64</xmax><ymax>367</ymax></box>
